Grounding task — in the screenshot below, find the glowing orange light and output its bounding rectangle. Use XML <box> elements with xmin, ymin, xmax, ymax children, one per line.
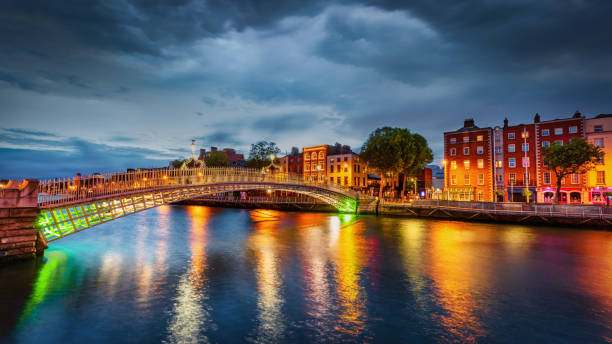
<box><xmin>163</xmin><ymin>175</ymin><xmax>168</xmax><ymax>180</ymax></box>
<box><xmin>143</xmin><ymin>177</ymin><xmax>148</xmax><ymax>181</ymax></box>
<box><xmin>198</xmin><ymin>173</ymin><xmax>203</xmax><ymax>177</ymax></box>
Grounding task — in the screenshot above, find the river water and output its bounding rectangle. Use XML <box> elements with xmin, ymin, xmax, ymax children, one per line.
<box><xmin>1</xmin><ymin>205</ymin><xmax>611</xmax><ymax>343</ymax></box>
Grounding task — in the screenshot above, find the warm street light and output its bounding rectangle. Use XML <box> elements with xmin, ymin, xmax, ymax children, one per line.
<box><xmin>269</xmin><ymin>154</ymin><xmax>275</xmax><ymax>161</ymax></box>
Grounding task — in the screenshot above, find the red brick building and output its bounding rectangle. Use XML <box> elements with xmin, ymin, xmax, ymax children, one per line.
<box><xmin>444</xmin><ymin>119</ymin><xmax>495</xmax><ymax>201</ymax></box>
<box><xmin>280</xmin><ymin>153</ymin><xmax>302</xmax><ymax>174</ymax></box>
<box><xmin>303</xmin><ymin>145</ymin><xmax>329</xmax><ymax>182</ymax></box>
<box><xmin>534</xmin><ymin>112</ymin><xmax>586</xmax><ymax>203</ymax></box>
<box><xmin>502</xmin><ymin>118</ymin><xmax>537</xmax><ymax>202</ymax></box>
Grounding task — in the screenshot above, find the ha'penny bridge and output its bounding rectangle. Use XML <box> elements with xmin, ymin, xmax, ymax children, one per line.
<box><xmin>35</xmin><ymin>167</ymin><xmax>362</xmax><ymax>241</ymax></box>
<box><xmin>0</xmin><ymin>167</ymin><xmax>366</xmax><ymax>263</ymax></box>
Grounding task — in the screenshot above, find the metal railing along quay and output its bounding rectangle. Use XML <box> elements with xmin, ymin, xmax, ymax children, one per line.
<box><xmin>390</xmin><ymin>199</ymin><xmax>612</xmax><ymax>220</ymax></box>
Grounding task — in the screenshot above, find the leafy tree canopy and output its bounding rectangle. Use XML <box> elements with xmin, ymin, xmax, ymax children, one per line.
<box><xmin>246</xmin><ymin>141</ymin><xmax>281</xmax><ymax>169</ymax></box>
<box><xmin>542</xmin><ymin>138</ymin><xmax>602</xmax><ymax>203</ymax></box>
<box><xmin>205</xmin><ymin>151</ymin><xmax>229</xmax><ymax>167</ymax></box>
<box><xmin>360</xmin><ymin>127</ymin><xmax>433</xmax><ymax>177</ymax></box>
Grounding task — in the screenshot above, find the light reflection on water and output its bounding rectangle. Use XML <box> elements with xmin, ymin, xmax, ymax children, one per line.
<box><xmin>2</xmin><ymin>206</ymin><xmax>612</xmax><ymax>343</ymax></box>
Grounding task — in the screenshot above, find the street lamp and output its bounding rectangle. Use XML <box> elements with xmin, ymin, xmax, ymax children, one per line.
<box><xmin>442</xmin><ymin>160</ymin><xmax>448</xmax><ymax>200</ymax></box>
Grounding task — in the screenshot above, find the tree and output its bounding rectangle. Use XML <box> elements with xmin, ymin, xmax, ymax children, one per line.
<box><xmin>205</xmin><ymin>151</ymin><xmax>229</xmax><ymax>167</ymax></box>
<box><xmin>542</xmin><ymin>138</ymin><xmax>602</xmax><ymax>204</ymax></box>
<box><xmin>360</xmin><ymin>127</ymin><xmax>433</xmax><ymax>198</ymax></box>
<box><xmin>170</xmin><ymin>159</ymin><xmax>186</xmax><ymax>169</ymax></box>
<box><xmin>246</xmin><ymin>141</ymin><xmax>281</xmax><ymax>169</ymax></box>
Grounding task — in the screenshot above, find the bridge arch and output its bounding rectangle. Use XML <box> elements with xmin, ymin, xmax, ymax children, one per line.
<box><xmin>36</xmin><ymin>168</ymin><xmax>360</xmax><ymax>242</ymax></box>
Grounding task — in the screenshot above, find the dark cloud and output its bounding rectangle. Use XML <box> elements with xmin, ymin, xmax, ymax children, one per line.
<box><xmin>2</xmin><ymin>0</ymin><xmax>612</xmax><ymax>174</ymax></box>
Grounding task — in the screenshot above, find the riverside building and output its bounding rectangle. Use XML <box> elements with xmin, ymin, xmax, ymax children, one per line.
<box><xmin>444</xmin><ymin>112</ymin><xmax>611</xmax><ymax>204</ymax></box>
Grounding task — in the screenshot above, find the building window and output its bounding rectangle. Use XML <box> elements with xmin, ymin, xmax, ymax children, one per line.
<box><xmin>594</xmin><ymin>125</ymin><xmax>603</xmax><ymax>133</ymax></box>
<box><xmin>451</xmin><ymin>175</ymin><xmax>457</xmax><ymax>185</ymax></box>
<box><xmin>464</xmin><ymin>147</ymin><xmax>470</xmax><ymax>155</ymax></box>
<box><xmin>478</xmin><ymin>174</ymin><xmax>484</xmax><ymax>185</ymax></box>
<box><xmin>330</xmin><ymin>165</ymin><xmax>334</xmax><ymax>173</ymax></box>
<box><xmin>521</xmin><ymin>131</ymin><xmax>529</xmax><ymax>138</ymax></box>
<box><xmin>569</xmin><ymin>126</ymin><xmax>578</xmax><ymax>134</ymax></box>
<box><xmin>450</xmin><ymin>148</ymin><xmax>456</xmax><ymax>156</ymax></box>
<box><xmin>305</xmin><ymin>154</ymin><xmax>310</xmax><ymax>160</ymax></box>
<box><xmin>451</xmin><ymin>161</ymin><xmax>457</xmax><ymax>169</ymax></box>
<box><xmin>571</xmin><ymin>173</ymin><xmax>579</xmax><ymax>184</ymax></box>
<box><xmin>496</xmin><ymin>160</ymin><xmax>503</xmax><ymax>168</ymax></box>
<box><xmin>311</xmin><ymin>152</ymin><xmax>317</xmax><ymax>160</ymax></box>
<box><xmin>344</xmin><ymin>176</ymin><xmax>348</xmax><ymax>185</ymax></box>
<box><xmin>495</xmin><ymin>147</ymin><xmax>502</xmax><ymax>153</ymax></box>
<box><xmin>477</xmin><ymin>135</ymin><xmax>483</xmax><ymax>142</ymax></box>
<box><xmin>599</xmin><ymin>153</ymin><xmax>605</xmax><ymax>164</ymax></box>
<box><xmin>509</xmin><ymin>173</ymin><xmax>516</xmax><ymax>184</ymax></box>
<box><xmin>450</xmin><ymin>138</ymin><xmax>457</xmax><ymax>144</ymax></box>
<box><xmin>542</xmin><ymin>141</ymin><xmax>550</xmax><ymax>148</ymax></box>
<box><xmin>542</xmin><ymin>129</ymin><xmax>550</xmax><ymax>136</ymax></box>
<box><xmin>477</xmin><ymin>191</ymin><xmax>484</xmax><ymax>201</ymax></box>
<box><xmin>594</xmin><ymin>138</ymin><xmax>604</xmax><ymax>147</ymax></box>
<box><xmin>464</xmin><ymin>175</ymin><xmax>470</xmax><ymax>185</ymax></box>
<box><xmin>508</xmin><ymin>158</ymin><xmax>516</xmax><ymax>167</ymax></box>
<box><xmin>554</xmin><ymin>128</ymin><xmax>563</xmax><ymax>135</ymax></box>
<box><xmin>478</xmin><ymin>159</ymin><xmax>484</xmax><ymax>168</ymax></box>
<box><xmin>496</xmin><ymin>175</ymin><xmax>503</xmax><ymax>183</ymax></box>
<box><xmin>522</xmin><ymin>157</ymin><xmax>530</xmax><ymax>167</ymax></box>
<box><xmin>508</xmin><ymin>133</ymin><xmax>515</xmax><ymax>140</ymax></box>
<box><xmin>464</xmin><ymin>160</ymin><xmax>470</xmax><ymax>170</ymax></box>
<box><xmin>317</xmin><ymin>151</ymin><xmax>323</xmax><ymax>159</ymax></box>
<box><xmin>305</xmin><ymin>164</ymin><xmax>310</xmax><ymax>171</ymax></box>
<box><xmin>463</xmin><ymin>136</ymin><xmax>469</xmax><ymax>143</ymax></box>
<box><xmin>508</xmin><ymin>144</ymin><xmax>515</xmax><ymax>153</ymax></box>
<box><xmin>555</xmin><ymin>140</ymin><xmax>563</xmax><ymax>146</ymax></box>
<box><xmin>597</xmin><ymin>171</ymin><xmax>605</xmax><ymax>184</ymax></box>
<box><xmin>477</xmin><ymin>146</ymin><xmax>483</xmax><ymax>154</ymax></box>
<box><xmin>543</xmin><ymin>172</ymin><xmax>551</xmax><ymax>184</ymax></box>
<box><xmin>522</xmin><ymin>143</ymin><xmax>529</xmax><ymax>152</ymax></box>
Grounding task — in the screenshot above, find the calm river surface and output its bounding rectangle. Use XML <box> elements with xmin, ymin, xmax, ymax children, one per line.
<box><xmin>1</xmin><ymin>206</ymin><xmax>611</xmax><ymax>343</ymax></box>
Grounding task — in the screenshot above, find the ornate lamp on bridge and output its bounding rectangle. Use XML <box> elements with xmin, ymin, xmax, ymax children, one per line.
<box><xmin>263</xmin><ymin>154</ymin><xmax>281</xmax><ymax>174</ymax></box>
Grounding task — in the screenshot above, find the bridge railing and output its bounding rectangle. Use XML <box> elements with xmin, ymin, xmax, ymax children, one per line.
<box><xmin>37</xmin><ymin>167</ymin><xmax>356</xmax><ymax>208</ymax></box>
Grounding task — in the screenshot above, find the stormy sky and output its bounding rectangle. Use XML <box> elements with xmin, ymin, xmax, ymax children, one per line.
<box><xmin>1</xmin><ymin>0</ymin><xmax>611</xmax><ymax>178</ymax></box>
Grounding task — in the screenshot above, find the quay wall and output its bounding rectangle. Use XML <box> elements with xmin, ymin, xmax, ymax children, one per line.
<box><xmin>0</xmin><ymin>180</ymin><xmax>46</xmax><ymax>265</ymax></box>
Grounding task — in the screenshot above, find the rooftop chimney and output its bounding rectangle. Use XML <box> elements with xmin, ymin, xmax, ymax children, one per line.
<box><xmin>573</xmin><ymin>110</ymin><xmax>582</xmax><ymax>118</ymax></box>
<box><xmin>534</xmin><ymin>113</ymin><xmax>540</xmax><ymax>123</ymax></box>
<box><xmin>463</xmin><ymin>118</ymin><xmax>475</xmax><ymax>128</ymax></box>
<box><xmin>503</xmin><ymin>118</ymin><xmax>509</xmax><ymax>128</ymax></box>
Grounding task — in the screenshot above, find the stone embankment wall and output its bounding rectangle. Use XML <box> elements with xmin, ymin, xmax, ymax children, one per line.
<box><xmin>0</xmin><ymin>180</ymin><xmax>46</xmax><ymax>265</ymax></box>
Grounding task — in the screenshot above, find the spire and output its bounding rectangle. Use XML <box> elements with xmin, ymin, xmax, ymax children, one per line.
<box><xmin>534</xmin><ymin>113</ymin><xmax>540</xmax><ymax>123</ymax></box>
<box><xmin>573</xmin><ymin>110</ymin><xmax>582</xmax><ymax>118</ymax></box>
<box><xmin>503</xmin><ymin>118</ymin><xmax>508</xmax><ymax>128</ymax></box>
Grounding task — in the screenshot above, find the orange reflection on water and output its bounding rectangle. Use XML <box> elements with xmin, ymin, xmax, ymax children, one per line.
<box><xmin>299</xmin><ymin>222</ymin><xmax>332</xmax><ymax>322</ymax></box>
<box><xmin>166</xmin><ymin>205</ymin><xmax>212</xmax><ymax>343</ymax></box>
<box><xmin>572</xmin><ymin>231</ymin><xmax>612</xmax><ymax>317</ymax></box>
<box><xmin>334</xmin><ymin>220</ymin><xmax>367</xmax><ymax>336</ymax></box>
<box><xmin>427</xmin><ymin>221</ymin><xmax>486</xmax><ymax>342</ymax></box>
<box><xmin>187</xmin><ymin>206</ymin><xmax>210</xmax><ymax>289</ymax></box>
<box><xmin>248</xmin><ymin>209</ymin><xmax>286</xmax><ymax>342</ymax></box>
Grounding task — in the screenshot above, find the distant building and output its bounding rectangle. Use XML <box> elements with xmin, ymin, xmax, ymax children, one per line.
<box><xmin>303</xmin><ymin>145</ymin><xmax>329</xmax><ymax>183</ymax></box>
<box><xmin>444</xmin><ymin>118</ymin><xmax>495</xmax><ymax>201</ymax></box>
<box><xmin>198</xmin><ymin>146</ymin><xmax>245</xmax><ymax>166</ymax></box>
<box><xmin>585</xmin><ymin>114</ymin><xmax>612</xmax><ymax>204</ymax></box>
<box><xmin>327</xmin><ymin>152</ymin><xmax>367</xmax><ymax>188</ymax></box>
<box><xmin>280</xmin><ymin>150</ymin><xmax>303</xmax><ymax>174</ymax></box>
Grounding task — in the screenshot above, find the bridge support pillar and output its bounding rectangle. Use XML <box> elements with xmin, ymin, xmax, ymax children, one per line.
<box><xmin>0</xmin><ymin>180</ymin><xmax>45</xmax><ymax>265</ymax></box>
